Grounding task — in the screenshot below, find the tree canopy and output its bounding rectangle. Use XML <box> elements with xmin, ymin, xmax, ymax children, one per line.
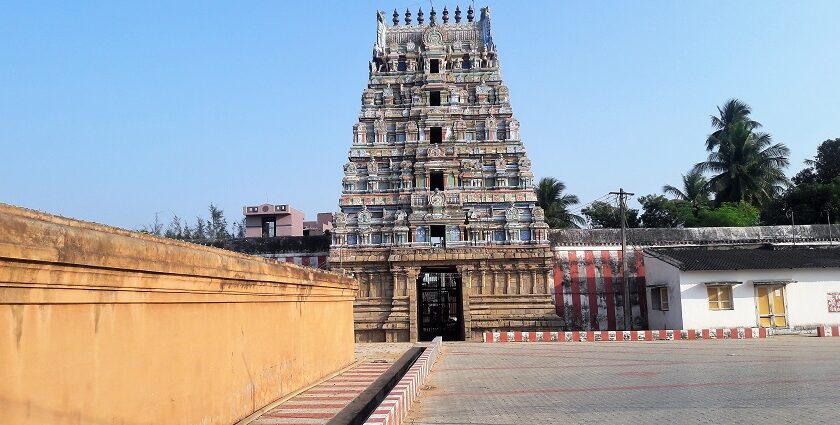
<box><xmin>581</xmin><ymin>200</ymin><xmax>640</xmax><ymax>229</ymax></box>
<box><xmin>535</xmin><ymin>177</ymin><xmax>585</xmax><ymax>228</ymax></box>
<box><xmin>696</xmin><ymin>112</ymin><xmax>789</xmax><ymax>206</ymax></box>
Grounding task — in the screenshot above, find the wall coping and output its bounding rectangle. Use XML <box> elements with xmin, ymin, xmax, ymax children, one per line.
<box><xmin>550</xmin><ymin>225</ymin><xmax>840</xmax><ymax>247</ymax></box>
<box><xmin>0</xmin><ymin>203</ymin><xmax>356</xmax><ymax>291</ymax></box>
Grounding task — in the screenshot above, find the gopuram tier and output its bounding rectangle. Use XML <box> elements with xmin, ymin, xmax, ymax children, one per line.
<box><xmin>331</xmin><ymin>6</ymin><xmax>560</xmax><ymax>342</ymax></box>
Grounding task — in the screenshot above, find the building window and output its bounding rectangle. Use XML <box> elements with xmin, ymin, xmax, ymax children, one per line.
<box><xmin>430</xmin><ymin>91</ymin><xmax>441</xmax><ymax>106</ymax></box>
<box><xmin>430</xmin><ymin>127</ymin><xmax>442</xmax><ymax>144</ymax></box>
<box><xmin>430</xmin><ymin>171</ymin><xmax>444</xmax><ymax>191</ymax></box>
<box><xmin>430</xmin><ymin>59</ymin><xmax>440</xmax><ymax>73</ymax></box>
<box><xmin>708</xmin><ymin>286</ymin><xmax>733</xmax><ymax>310</ymax></box>
<box><xmin>430</xmin><ymin>225</ymin><xmax>445</xmax><ymax>247</ymax></box>
<box><xmin>652</xmin><ymin>287</ymin><xmax>669</xmax><ymax>311</ymax></box>
<box><xmin>261</xmin><ymin>217</ymin><xmax>276</xmax><ymax>238</ymax></box>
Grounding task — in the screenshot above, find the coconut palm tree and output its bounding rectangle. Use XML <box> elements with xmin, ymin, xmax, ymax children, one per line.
<box><xmin>706</xmin><ymin>98</ymin><xmax>762</xmax><ymax>151</ymax></box>
<box><xmin>535</xmin><ymin>177</ymin><xmax>585</xmax><ymax>228</ymax></box>
<box><xmin>695</xmin><ymin>121</ymin><xmax>790</xmax><ymax>206</ymax></box>
<box><xmin>663</xmin><ymin>169</ymin><xmax>711</xmax><ymax>207</ymax></box>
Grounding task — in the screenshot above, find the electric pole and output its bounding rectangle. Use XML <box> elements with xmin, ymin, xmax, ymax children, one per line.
<box><xmin>786</xmin><ymin>206</ymin><xmax>796</xmax><ymax>246</ymax></box>
<box><xmin>826</xmin><ymin>206</ymin><xmax>833</xmax><ymax>247</ymax></box>
<box><xmin>610</xmin><ymin>188</ymin><xmax>634</xmax><ymax>330</ymax></box>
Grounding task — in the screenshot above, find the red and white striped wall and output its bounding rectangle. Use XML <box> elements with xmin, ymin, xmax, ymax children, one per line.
<box><xmin>364</xmin><ymin>336</ymin><xmax>442</xmax><ymax>425</ymax></box>
<box><xmin>484</xmin><ymin>328</ymin><xmax>767</xmax><ymax>343</ymax></box>
<box><xmin>553</xmin><ymin>248</ymin><xmax>647</xmax><ymax>331</ymax></box>
<box><xmin>817</xmin><ymin>325</ymin><xmax>840</xmax><ymax>337</ymax></box>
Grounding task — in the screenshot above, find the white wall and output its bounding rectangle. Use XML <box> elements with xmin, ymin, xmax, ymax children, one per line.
<box><xmin>785</xmin><ymin>273</ymin><xmax>840</xmax><ymax>328</ymax></box>
<box><xmin>643</xmin><ymin>255</ymin><xmax>684</xmax><ymax>329</ymax></box>
<box><xmin>679</xmin><ymin>268</ymin><xmax>840</xmax><ymax>329</ymax></box>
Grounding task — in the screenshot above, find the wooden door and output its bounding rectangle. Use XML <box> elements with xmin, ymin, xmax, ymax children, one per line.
<box><xmin>756</xmin><ymin>285</ymin><xmax>787</xmax><ymax>328</ymax></box>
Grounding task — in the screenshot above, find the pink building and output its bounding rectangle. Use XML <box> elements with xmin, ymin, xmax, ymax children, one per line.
<box><xmin>304</xmin><ymin>212</ymin><xmax>334</xmax><ymax>236</ymax></box>
<box><xmin>243</xmin><ymin>204</ymin><xmax>304</xmax><ymax>237</ymax></box>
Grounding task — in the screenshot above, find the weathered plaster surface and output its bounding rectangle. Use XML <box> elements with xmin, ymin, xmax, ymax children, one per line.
<box><xmin>0</xmin><ymin>203</ymin><xmax>357</xmax><ymax>425</ymax></box>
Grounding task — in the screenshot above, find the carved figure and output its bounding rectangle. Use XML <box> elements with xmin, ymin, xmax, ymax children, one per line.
<box><xmin>358</xmin><ymin>205</ymin><xmax>372</xmax><ymax>224</ymax></box>
<box><xmin>505</xmin><ymin>203</ymin><xmax>520</xmax><ymax>222</ymax></box>
<box><xmin>333</xmin><ymin>212</ymin><xmax>347</xmax><ymax>229</ymax></box>
<box><xmin>495</xmin><ymin>154</ymin><xmax>507</xmax><ymax>169</ymax></box>
<box><xmin>429</xmin><ymin>189</ymin><xmax>445</xmax><ymax>207</ymax></box>
<box><xmin>532</xmin><ymin>205</ymin><xmax>545</xmax><ymax>221</ymax></box>
<box><xmin>344</xmin><ymin>161</ymin><xmax>357</xmax><ymax>174</ymax></box>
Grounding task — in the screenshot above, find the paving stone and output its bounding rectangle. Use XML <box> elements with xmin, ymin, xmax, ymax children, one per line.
<box><xmin>407</xmin><ymin>336</ymin><xmax>840</xmax><ymax>424</ymax></box>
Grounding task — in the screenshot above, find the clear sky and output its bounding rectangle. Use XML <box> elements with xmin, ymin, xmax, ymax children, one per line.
<box><xmin>2</xmin><ymin>1</ymin><xmax>839</xmax><ymax>230</ymax></box>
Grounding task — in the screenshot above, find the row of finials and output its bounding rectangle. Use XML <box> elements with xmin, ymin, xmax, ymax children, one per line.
<box><xmin>390</xmin><ymin>6</ymin><xmax>477</xmax><ymax>26</ymax></box>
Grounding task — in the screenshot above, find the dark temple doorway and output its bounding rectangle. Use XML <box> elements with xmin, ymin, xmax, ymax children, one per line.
<box><xmin>417</xmin><ymin>267</ymin><xmax>464</xmax><ymax>341</ymax></box>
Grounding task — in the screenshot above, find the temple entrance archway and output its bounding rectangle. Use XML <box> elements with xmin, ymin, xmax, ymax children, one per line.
<box><xmin>417</xmin><ymin>266</ymin><xmax>464</xmax><ymax>341</ymax></box>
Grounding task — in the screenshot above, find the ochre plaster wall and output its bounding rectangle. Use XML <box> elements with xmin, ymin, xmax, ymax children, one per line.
<box><xmin>0</xmin><ymin>204</ymin><xmax>357</xmax><ymax>425</ymax></box>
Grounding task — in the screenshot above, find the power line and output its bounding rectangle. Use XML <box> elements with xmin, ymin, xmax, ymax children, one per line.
<box><xmin>566</xmin><ymin>193</ymin><xmax>613</xmax><ymax>214</ymax></box>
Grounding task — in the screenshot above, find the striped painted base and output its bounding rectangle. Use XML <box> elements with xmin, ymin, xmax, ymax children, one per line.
<box><xmin>364</xmin><ymin>337</ymin><xmax>442</xmax><ymax>425</ymax></box>
<box><xmin>817</xmin><ymin>325</ymin><xmax>840</xmax><ymax>337</ymax></box>
<box><xmin>483</xmin><ymin>328</ymin><xmax>768</xmax><ymax>343</ymax></box>
<box><xmin>250</xmin><ymin>360</ymin><xmax>392</xmax><ymax>425</ymax></box>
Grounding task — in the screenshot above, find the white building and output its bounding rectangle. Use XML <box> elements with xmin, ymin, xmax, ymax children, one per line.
<box><xmin>643</xmin><ymin>244</ymin><xmax>840</xmax><ymax>330</ymax></box>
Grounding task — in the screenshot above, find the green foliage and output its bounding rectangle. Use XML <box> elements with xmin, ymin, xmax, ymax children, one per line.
<box><xmin>812</xmin><ymin>138</ymin><xmax>840</xmax><ymax>183</ymax></box>
<box><xmin>207</xmin><ymin>203</ymin><xmax>231</xmax><ymax>240</ymax></box>
<box><xmin>164</xmin><ymin>215</ymin><xmax>183</xmax><ymax>239</ymax></box>
<box><xmin>158</xmin><ymin>204</ymin><xmax>236</xmax><ymax>240</ymax></box>
<box><xmin>581</xmin><ymin>200</ymin><xmax>640</xmax><ymax>229</ymax></box>
<box><xmin>638</xmin><ymin>195</ymin><xmax>690</xmax><ymax>228</ymax></box>
<box><xmin>697</xmin><ymin>100</ymin><xmax>790</xmax><ymax>206</ymax></box>
<box><xmin>697</xmin><ymin>202</ymin><xmax>760</xmax><ymax>227</ymax></box>
<box><xmin>762</xmin><ymin>138</ymin><xmax>840</xmax><ymax>225</ymax></box>
<box><xmin>233</xmin><ymin>218</ymin><xmax>246</xmax><ymax>238</ymax></box>
<box><xmin>193</xmin><ymin>217</ymin><xmax>207</xmax><ymax>239</ymax></box>
<box><xmin>663</xmin><ymin>168</ymin><xmax>710</xmax><ymax>207</ymax></box>
<box><xmin>762</xmin><ymin>177</ymin><xmax>840</xmax><ymax>225</ymax></box>
<box><xmin>535</xmin><ymin>177</ymin><xmax>585</xmax><ymax>228</ymax></box>
<box><xmin>140</xmin><ymin>212</ymin><xmax>164</xmax><ymax>236</ymax></box>
<box><xmin>706</xmin><ymin>99</ymin><xmax>762</xmax><ymax>151</ymax></box>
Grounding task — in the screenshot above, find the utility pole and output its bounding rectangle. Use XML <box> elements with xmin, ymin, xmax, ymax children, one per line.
<box><xmin>786</xmin><ymin>207</ymin><xmax>796</xmax><ymax>246</ymax></box>
<box><xmin>610</xmin><ymin>188</ymin><xmax>634</xmax><ymax>330</ymax></box>
<box><xmin>827</xmin><ymin>207</ymin><xmax>833</xmax><ymax>247</ymax></box>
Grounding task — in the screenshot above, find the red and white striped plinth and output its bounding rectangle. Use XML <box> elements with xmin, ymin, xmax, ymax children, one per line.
<box><xmin>483</xmin><ymin>328</ymin><xmax>768</xmax><ymax>343</ymax></box>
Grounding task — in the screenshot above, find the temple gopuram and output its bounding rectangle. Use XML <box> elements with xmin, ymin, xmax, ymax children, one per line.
<box><xmin>331</xmin><ymin>6</ymin><xmax>560</xmax><ymax>342</ymax></box>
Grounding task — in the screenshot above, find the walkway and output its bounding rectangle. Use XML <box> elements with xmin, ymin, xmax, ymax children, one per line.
<box><xmin>250</xmin><ymin>343</ymin><xmax>413</xmax><ymax>425</ymax></box>
<box><xmin>407</xmin><ymin>337</ymin><xmax>840</xmax><ymax>424</ymax></box>
<box><xmin>251</xmin><ymin>360</ymin><xmax>391</xmax><ymax>424</ymax></box>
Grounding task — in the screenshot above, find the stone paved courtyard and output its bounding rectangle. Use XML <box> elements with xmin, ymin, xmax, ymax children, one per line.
<box><xmin>407</xmin><ymin>336</ymin><xmax>840</xmax><ymax>424</ymax></box>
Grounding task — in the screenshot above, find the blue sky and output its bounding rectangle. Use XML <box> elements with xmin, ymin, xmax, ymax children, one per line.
<box><xmin>2</xmin><ymin>1</ymin><xmax>839</xmax><ymax>230</ymax></box>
